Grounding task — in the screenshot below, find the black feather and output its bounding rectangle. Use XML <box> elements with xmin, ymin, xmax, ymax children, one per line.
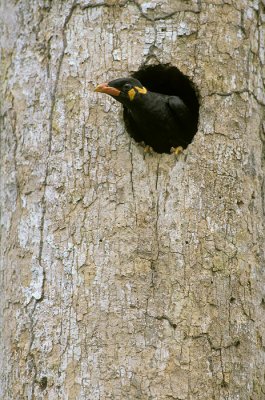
<box><xmin>123</xmin><ymin>90</ymin><xmax>193</xmax><ymax>153</ymax></box>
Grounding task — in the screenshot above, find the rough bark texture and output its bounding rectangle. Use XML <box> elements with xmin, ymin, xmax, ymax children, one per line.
<box><xmin>1</xmin><ymin>1</ymin><xmax>265</xmax><ymax>399</ymax></box>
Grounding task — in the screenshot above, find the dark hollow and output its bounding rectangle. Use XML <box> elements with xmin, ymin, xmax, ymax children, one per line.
<box><xmin>39</xmin><ymin>376</ymin><xmax>48</xmax><ymax>390</ymax></box>
<box><xmin>123</xmin><ymin>63</ymin><xmax>200</xmax><ymax>154</ymax></box>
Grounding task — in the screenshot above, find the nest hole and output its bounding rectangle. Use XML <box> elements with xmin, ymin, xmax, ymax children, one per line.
<box><xmin>124</xmin><ymin>63</ymin><xmax>200</xmax><ymax>154</ymax></box>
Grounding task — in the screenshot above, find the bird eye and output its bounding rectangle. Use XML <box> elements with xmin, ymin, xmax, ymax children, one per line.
<box><xmin>123</xmin><ymin>83</ymin><xmax>132</xmax><ymax>91</ymax></box>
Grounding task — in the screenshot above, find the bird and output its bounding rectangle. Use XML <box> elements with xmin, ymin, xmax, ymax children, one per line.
<box><xmin>95</xmin><ymin>77</ymin><xmax>195</xmax><ymax>154</ymax></box>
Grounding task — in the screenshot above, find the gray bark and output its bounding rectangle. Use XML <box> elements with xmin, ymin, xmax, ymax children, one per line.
<box><xmin>0</xmin><ymin>0</ymin><xmax>265</xmax><ymax>399</ymax></box>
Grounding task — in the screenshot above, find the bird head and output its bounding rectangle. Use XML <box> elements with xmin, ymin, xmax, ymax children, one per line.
<box><xmin>95</xmin><ymin>77</ymin><xmax>147</xmax><ymax>106</ymax></box>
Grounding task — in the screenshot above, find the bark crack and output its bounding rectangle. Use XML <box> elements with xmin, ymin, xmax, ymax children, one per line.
<box><xmin>25</xmin><ymin>2</ymin><xmax>78</xmax><ymax>397</ymax></box>
<box><xmin>37</xmin><ymin>0</ymin><xmax>78</xmax><ymax>303</ymax></box>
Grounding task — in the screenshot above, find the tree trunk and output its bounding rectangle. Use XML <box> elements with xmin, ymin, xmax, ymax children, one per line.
<box><xmin>1</xmin><ymin>1</ymin><xmax>265</xmax><ymax>399</ymax></box>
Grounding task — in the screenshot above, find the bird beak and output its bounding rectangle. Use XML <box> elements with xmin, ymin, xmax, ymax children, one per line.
<box><xmin>95</xmin><ymin>82</ymin><xmax>121</xmax><ymax>96</ymax></box>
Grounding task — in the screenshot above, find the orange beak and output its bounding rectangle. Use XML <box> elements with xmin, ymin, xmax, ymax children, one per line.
<box><xmin>95</xmin><ymin>82</ymin><xmax>121</xmax><ymax>96</ymax></box>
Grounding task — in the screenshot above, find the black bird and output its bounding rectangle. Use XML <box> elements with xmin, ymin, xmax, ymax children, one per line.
<box><xmin>95</xmin><ymin>77</ymin><xmax>194</xmax><ymax>154</ymax></box>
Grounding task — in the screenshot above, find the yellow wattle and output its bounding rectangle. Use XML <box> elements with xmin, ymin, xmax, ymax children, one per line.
<box><xmin>135</xmin><ymin>86</ymin><xmax>147</xmax><ymax>94</ymax></box>
<box><xmin>128</xmin><ymin>88</ymin><xmax>136</xmax><ymax>101</ymax></box>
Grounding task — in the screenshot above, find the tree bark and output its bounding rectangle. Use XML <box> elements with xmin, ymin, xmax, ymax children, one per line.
<box><xmin>1</xmin><ymin>1</ymin><xmax>265</xmax><ymax>399</ymax></box>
